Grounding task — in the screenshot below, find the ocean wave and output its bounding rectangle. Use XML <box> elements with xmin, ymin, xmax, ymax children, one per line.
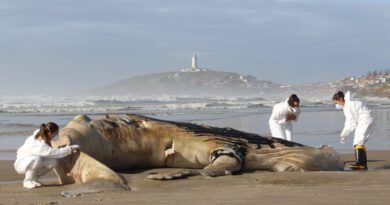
<box><xmin>0</xmin><ymin>95</ymin><xmax>271</xmax><ymax>113</ymax></box>
<box><xmin>0</xmin><ymin>95</ymin><xmax>388</xmax><ymax>113</ymax></box>
<box><xmin>0</xmin><ymin>123</ymin><xmax>38</xmax><ymax>137</ymax></box>
<box><xmin>0</xmin><ymin>123</ymin><xmax>37</xmax><ymax>129</ymax></box>
<box><xmin>0</xmin><ymin>130</ymin><xmax>32</xmax><ymax>137</ymax></box>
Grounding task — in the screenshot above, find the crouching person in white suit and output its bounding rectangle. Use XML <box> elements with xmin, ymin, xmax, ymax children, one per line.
<box><xmin>14</xmin><ymin>122</ymin><xmax>79</xmax><ymax>189</ymax></box>
<box><xmin>269</xmin><ymin>94</ymin><xmax>301</xmax><ymax>142</ymax></box>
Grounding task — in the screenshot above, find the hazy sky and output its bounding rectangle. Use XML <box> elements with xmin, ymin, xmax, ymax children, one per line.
<box><xmin>1</xmin><ymin>0</ymin><xmax>389</xmax><ymax>96</ymax></box>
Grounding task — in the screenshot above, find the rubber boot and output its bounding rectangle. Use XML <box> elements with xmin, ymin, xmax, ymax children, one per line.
<box><xmin>349</xmin><ymin>145</ymin><xmax>368</xmax><ymax>171</ymax></box>
<box><xmin>362</xmin><ymin>148</ymin><xmax>368</xmax><ymax>169</ymax></box>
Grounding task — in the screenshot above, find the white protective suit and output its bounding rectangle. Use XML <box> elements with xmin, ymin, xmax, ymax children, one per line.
<box><xmin>269</xmin><ymin>99</ymin><xmax>301</xmax><ymax>141</ymax></box>
<box><xmin>340</xmin><ymin>92</ymin><xmax>374</xmax><ymax>145</ymax></box>
<box><xmin>14</xmin><ymin>130</ymin><xmax>72</xmax><ymax>187</ymax></box>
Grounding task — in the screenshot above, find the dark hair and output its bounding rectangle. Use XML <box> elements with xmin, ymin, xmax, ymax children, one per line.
<box><xmin>34</xmin><ymin>122</ymin><xmax>59</xmax><ymax>146</ymax></box>
<box><xmin>288</xmin><ymin>94</ymin><xmax>300</xmax><ymax>107</ymax></box>
<box><xmin>332</xmin><ymin>91</ymin><xmax>345</xmax><ymax>101</ymax></box>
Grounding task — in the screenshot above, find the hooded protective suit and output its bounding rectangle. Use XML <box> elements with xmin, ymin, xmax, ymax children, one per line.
<box><xmin>269</xmin><ymin>99</ymin><xmax>300</xmax><ymax>141</ymax></box>
<box><xmin>14</xmin><ymin>129</ymin><xmax>73</xmax><ymax>188</ymax></box>
<box><xmin>340</xmin><ymin>92</ymin><xmax>374</xmax><ymax>145</ymax></box>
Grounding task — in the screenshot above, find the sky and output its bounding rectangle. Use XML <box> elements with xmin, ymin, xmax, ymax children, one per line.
<box><xmin>0</xmin><ymin>0</ymin><xmax>389</xmax><ymax>96</ymax></box>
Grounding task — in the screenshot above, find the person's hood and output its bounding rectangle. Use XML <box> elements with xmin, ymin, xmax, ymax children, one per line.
<box><xmin>345</xmin><ymin>91</ymin><xmax>352</xmax><ymax>102</ymax></box>
<box><xmin>284</xmin><ymin>98</ymin><xmax>298</xmax><ymax>113</ymax></box>
<box><xmin>32</xmin><ymin>129</ymin><xmax>44</xmax><ymax>142</ymax></box>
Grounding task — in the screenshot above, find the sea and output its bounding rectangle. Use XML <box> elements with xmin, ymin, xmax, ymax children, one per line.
<box><xmin>1</xmin><ymin>95</ymin><xmax>390</xmax><ymax>160</ymax></box>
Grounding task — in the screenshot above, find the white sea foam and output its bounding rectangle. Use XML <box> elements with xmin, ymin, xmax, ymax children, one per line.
<box><xmin>0</xmin><ymin>95</ymin><xmax>388</xmax><ymax>113</ymax></box>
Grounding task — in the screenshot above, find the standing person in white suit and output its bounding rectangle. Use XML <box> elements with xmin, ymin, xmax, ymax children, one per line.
<box><xmin>269</xmin><ymin>94</ymin><xmax>301</xmax><ymax>142</ymax></box>
<box><xmin>14</xmin><ymin>122</ymin><xmax>79</xmax><ymax>189</ymax></box>
<box><xmin>333</xmin><ymin>91</ymin><xmax>374</xmax><ymax>170</ymax></box>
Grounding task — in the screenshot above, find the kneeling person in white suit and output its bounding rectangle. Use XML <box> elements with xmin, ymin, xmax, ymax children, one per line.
<box><xmin>269</xmin><ymin>94</ymin><xmax>301</xmax><ymax>141</ymax></box>
<box><xmin>14</xmin><ymin>122</ymin><xmax>79</xmax><ymax>189</ymax></box>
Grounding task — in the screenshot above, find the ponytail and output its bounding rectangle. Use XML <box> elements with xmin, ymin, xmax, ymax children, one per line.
<box><xmin>35</xmin><ymin>124</ymin><xmax>46</xmax><ymax>140</ymax></box>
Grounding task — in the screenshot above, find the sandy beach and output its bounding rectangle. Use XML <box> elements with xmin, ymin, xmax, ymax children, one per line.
<box><xmin>0</xmin><ymin>151</ymin><xmax>389</xmax><ymax>205</ymax></box>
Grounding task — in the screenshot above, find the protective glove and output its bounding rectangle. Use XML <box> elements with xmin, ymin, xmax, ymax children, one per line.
<box><xmin>286</xmin><ymin>114</ymin><xmax>297</xmax><ymax>121</ymax></box>
<box><xmin>164</xmin><ymin>141</ymin><xmax>175</xmax><ymax>158</ymax></box>
<box><xmin>340</xmin><ymin>134</ymin><xmax>347</xmax><ymax>144</ymax></box>
<box><xmin>70</xmin><ymin>144</ymin><xmax>80</xmax><ymax>152</ymax></box>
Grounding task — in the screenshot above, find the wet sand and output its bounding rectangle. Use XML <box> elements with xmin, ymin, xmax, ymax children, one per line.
<box><xmin>1</xmin><ymin>151</ymin><xmax>390</xmax><ymax>205</ymax></box>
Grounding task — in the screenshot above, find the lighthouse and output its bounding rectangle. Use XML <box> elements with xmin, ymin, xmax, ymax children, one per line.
<box><xmin>191</xmin><ymin>53</ymin><xmax>199</xmax><ymax>70</ymax></box>
<box><xmin>181</xmin><ymin>52</ymin><xmax>207</xmax><ymax>72</ymax></box>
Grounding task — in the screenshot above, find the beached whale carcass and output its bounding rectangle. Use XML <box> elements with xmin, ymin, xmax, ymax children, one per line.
<box><xmin>52</xmin><ymin>114</ymin><xmax>344</xmax><ymax>191</ymax></box>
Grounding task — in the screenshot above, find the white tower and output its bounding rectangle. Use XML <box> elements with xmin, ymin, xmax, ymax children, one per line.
<box><xmin>191</xmin><ymin>52</ymin><xmax>198</xmax><ymax>70</ymax></box>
